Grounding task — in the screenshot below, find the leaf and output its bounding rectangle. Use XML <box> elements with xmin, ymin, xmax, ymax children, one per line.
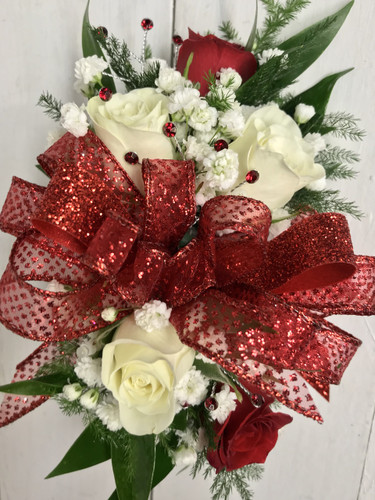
<box><xmin>82</xmin><ymin>0</ymin><xmax>115</xmax><ymax>92</ymax></box>
<box><xmin>46</xmin><ymin>423</ymin><xmax>110</xmax><ymax>478</ymax></box>
<box><xmin>282</xmin><ymin>69</ymin><xmax>352</xmax><ymax>134</ymax></box>
<box><xmin>237</xmin><ymin>1</ymin><xmax>354</xmax><ymax>105</ymax></box>
<box><xmin>194</xmin><ymin>359</ymin><xmax>242</xmax><ymax>402</ymax></box>
<box><xmin>151</xmin><ymin>443</ymin><xmax>174</xmax><ymax>489</ymax></box>
<box><xmin>0</xmin><ymin>373</ymin><xmax>70</xmax><ymax>396</ymax></box>
<box><xmin>183</xmin><ymin>52</ymin><xmax>194</xmax><ymax>80</ymax></box>
<box><xmin>111</xmin><ymin>435</ymin><xmax>156</xmax><ymax>500</ymax></box>
<box><xmin>108</xmin><ymin>491</ymin><xmax>119</xmax><ymax>500</ymax></box>
<box><xmin>245</xmin><ymin>0</ymin><xmax>258</xmax><ymax>51</ymax></box>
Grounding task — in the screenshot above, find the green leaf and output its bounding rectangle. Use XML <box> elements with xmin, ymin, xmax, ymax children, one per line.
<box><xmin>245</xmin><ymin>0</ymin><xmax>258</xmax><ymax>51</ymax></box>
<box><xmin>282</xmin><ymin>69</ymin><xmax>353</xmax><ymax>133</ymax></box>
<box><xmin>46</xmin><ymin>423</ymin><xmax>111</xmax><ymax>478</ymax></box>
<box><xmin>151</xmin><ymin>443</ymin><xmax>174</xmax><ymax>489</ymax></box>
<box><xmin>183</xmin><ymin>52</ymin><xmax>194</xmax><ymax>80</ymax></box>
<box><xmin>0</xmin><ymin>373</ymin><xmax>70</xmax><ymax>396</ymax></box>
<box><xmin>237</xmin><ymin>1</ymin><xmax>354</xmax><ymax>105</ymax></box>
<box><xmin>111</xmin><ymin>435</ymin><xmax>156</xmax><ymax>500</ymax></box>
<box><xmin>82</xmin><ymin>0</ymin><xmax>115</xmax><ymax>92</ymax></box>
<box><xmin>108</xmin><ymin>491</ymin><xmax>119</xmax><ymax>500</ymax></box>
<box><xmin>194</xmin><ymin>359</ymin><xmax>242</xmax><ymax>402</ymax></box>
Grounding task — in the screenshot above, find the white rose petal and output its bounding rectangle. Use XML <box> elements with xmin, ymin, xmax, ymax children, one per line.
<box><xmin>101</xmin><ymin>315</ymin><xmax>195</xmax><ymax>435</ymax></box>
<box><xmin>134</xmin><ymin>300</ymin><xmax>172</xmax><ymax>333</ymax></box>
<box><xmin>217</xmin><ymin>67</ymin><xmax>242</xmax><ymax>90</ymax></box>
<box><xmin>229</xmin><ymin>104</ymin><xmax>326</xmax><ymax>210</ymax></box>
<box><xmin>74</xmin><ymin>356</ymin><xmax>102</xmax><ymax>387</ymax></box>
<box><xmin>62</xmin><ymin>383</ymin><xmax>83</xmax><ymax>401</ymax></box>
<box><xmin>80</xmin><ymin>388</ymin><xmax>99</xmax><ymax>410</ymax></box>
<box><xmin>60</xmin><ymin>102</ymin><xmax>89</xmax><ymax>138</ymax></box>
<box><xmin>294</xmin><ymin>103</ymin><xmax>316</xmax><ymax>124</ymax></box>
<box><xmin>87</xmin><ymin>89</ymin><xmax>175</xmax><ymax>193</ymax></box>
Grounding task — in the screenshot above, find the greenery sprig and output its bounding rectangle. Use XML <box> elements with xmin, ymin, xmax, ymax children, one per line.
<box><xmin>37</xmin><ymin>91</ymin><xmax>63</xmax><ymax>121</ymax></box>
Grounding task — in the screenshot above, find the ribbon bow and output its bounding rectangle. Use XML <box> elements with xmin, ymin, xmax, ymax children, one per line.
<box><xmin>0</xmin><ymin>131</ymin><xmax>374</xmax><ymax>426</ymax></box>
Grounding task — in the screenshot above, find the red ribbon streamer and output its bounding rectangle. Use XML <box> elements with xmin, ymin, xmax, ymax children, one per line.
<box><xmin>0</xmin><ymin>131</ymin><xmax>374</xmax><ymax>426</ymax></box>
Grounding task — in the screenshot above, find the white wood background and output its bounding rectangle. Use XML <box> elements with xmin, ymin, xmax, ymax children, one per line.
<box><xmin>0</xmin><ymin>1</ymin><xmax>374</xmax><ymax>499</ymax></box>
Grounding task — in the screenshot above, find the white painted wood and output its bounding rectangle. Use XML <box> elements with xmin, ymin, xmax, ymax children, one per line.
<box><xmin>0</xmin><ymin>1</ymin><xmax>374</xmax><ymax>499</ymax></box>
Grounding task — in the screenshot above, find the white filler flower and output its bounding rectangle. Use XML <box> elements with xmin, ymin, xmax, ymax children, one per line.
<box><xmin>258</xmin><ymin>48</ymin><xmax>285</xmax><ymax>65</ymax></box>
<box><xmin>175</xmin><ymin>367</ymin><xmax>209</xmax><ymax>406</ymax></box>
<box><xmin>294</xmin><ymin>103</ymin><xmax>316</xmax><ymax>124</ymax></box>
<box><xmin>74</xmin><ymin>55</ymin><xmax>108</xmax><ymax>94</ymax></box>
<box><xmin>134</xmin><ymin>300</ymin><xmax>172</xmax><ymax>333</ymax></box>
<box><xmin>217</xmin><ymin>67</ymin><xmax>242</xmax><ymax>90</ymax></box>
<box><xmin>60</xmin><ymin>102</ymin><xmax>89</xmax><ymax>137</ymax></box>
<box><xmin>80</xmin><ymin>388</ymin><xmax>99</xmax><ymax>410</ymax></box>
<box><xmin>210</xmin><ymin>384</ymin><xmax>237</xmax><ymax>424</ymax></box>
<box><xmin>96</xmin><ymin>395</ymin><xmax>122</xmax><ymax>432</ymax></box>
<box><xmin>74</xmin><ymin>356</ymin><xmax>102</xmax><ymax>387</ymax></box>
<box><xmin>156</xmin><ymin>67</ymin><xmax>185</xmax><ymax>94</ymax></box>
<box><xmin>203</xmin><ymin>149</ymin><xmax>239</xmax><ymax>191</ymax></box>
<box><xmin>62</xmin><ymin>383</ymin><xmax>82</xmax><ymax>401</ymax></box>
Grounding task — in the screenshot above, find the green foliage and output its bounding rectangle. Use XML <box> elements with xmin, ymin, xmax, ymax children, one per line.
<box><xmin>92</xmin><ymin>31</ymin><xmax>137</xmax><ymax>89</ymax></box>
<box><xmin>218</xmin><ymin>21</ymin><xmax>240</xmax><ymax>42</ymax></box>
<box><xmin>255</xmin><ymin>0</ymin><xmax>311</xmax><ymax>52</ymax></box>
<box><xmin>317</xmin><ymin>145</ymin><xmax>359</xmax><ymax>180</ymax></box>
<box><xmin>321</xmin><ymin>111</ymin><xmax>366</xmax><ymax>141</ymax></box>
<box><xmin>126</xmin><ymin>62</ymin><xmax>160</xmax><ymax>91</ymax></box>
<box><xmin>111</xmin><ymin>435</ymin><xmax>156</xmax><ymax>500</ymax></box>
<box><xmin>0</xmin><ymin>373</ymin><xmax>70</xmax><ymax>396</ymax></box>
<box><xmin>37</xmin><ymin>91</ymin><xmax>62</xmax><ymax>121</ymax></box>
<box><xmin>46</xmin><ymin>423</ymin><xmax>111</xmax><ymax>478</ymax></box>
<box><xmin>281</xmin><ymin>69</ymin><xmax>352</xmax><ymax>134</ymax></box>
<box><xmin>237</xmin><ymin>2</ymin><xmax>354</xmax><ymax>106</ymax></box>
<box><xmin>82</xmin><ymin>0</ymin><xmax>115</xmax><ymax>92</ymax></box>
<box><xmin>191</xmin><ymin>453</ymin><xmax>263</xmax><ymax>500</ymax></box>
<box><xmin>144</xmin><ymin>43</ymin><xmax>153</xmax><ymax>60</ymax></box>
<box><xmin>287</xmin><ymin>187</ymin><xmax>363</xmax><ymax>219</ymax></box>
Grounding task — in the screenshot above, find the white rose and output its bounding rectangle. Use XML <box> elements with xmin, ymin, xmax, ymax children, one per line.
<box><xmin>101</xmin><ymin>315</ymin><xmax>195</xmax><ymax>435</ymax></box>
<box><xmin>87</xmin><ymin>89</ymin><xmax>175</xmax><ymax>193</ymax></box>
<box><xmin>229</xmin><ymin>104</ymin><xmax>326</xmax><ymax>210</ymax></box>
<box><xmin>60</xmin><ymin>102</ymin><xmax>89</xmax><ymax>138</ymax></box>
<box><xmin>294</xmin><ymin>103</ymin><xmax>315</xmax><ymax>124</ymax></box>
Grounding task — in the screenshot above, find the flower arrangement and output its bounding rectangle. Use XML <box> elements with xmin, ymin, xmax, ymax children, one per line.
<box><xmin>0</xmin><ymin>1</ymin><xmax>374</xmax><ymax>499</ymax></box>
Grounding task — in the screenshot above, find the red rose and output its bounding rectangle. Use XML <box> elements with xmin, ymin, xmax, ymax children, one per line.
<box><xmin>207</xmin><ymin>383</ymin><xmax>293</xmax><ymax>472</ymax></box>
<box><xmin>176</xmin><ymin>29</ymin><xmax>257</xmax><ymax>95</ymax></box>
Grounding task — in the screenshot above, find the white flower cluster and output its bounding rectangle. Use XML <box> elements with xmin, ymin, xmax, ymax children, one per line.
<box><xmin>74</xmin><ymin>55</ymin><xmax>108</xmax><ymax>95</ymax></box>
<box><xmin>134</xmin><ymin>300</ymin><xmax>172</xmax><ymax>333</ymax></box>
<box><xmin>210</xmin><ymin>384</ymin><xmax>237</xmax><ymax>424</ymax></box>
<box><xmin>175</xmin><ymin>366</ymin><xmax>209</xmax><ymax>408</ymax></box>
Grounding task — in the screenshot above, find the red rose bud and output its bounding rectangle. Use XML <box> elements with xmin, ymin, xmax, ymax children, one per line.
<box><xmin>176</xmin><ymin>29</ymin><xmax>257</xmax><ymax>96</ymax></box>
<box><xmin>207</xmin><ymin>382</ymin><xmax>293</xmax><ymax>472</ymax></box>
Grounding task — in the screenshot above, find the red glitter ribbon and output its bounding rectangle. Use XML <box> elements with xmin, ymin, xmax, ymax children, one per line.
<box><xmin>0</xmin><ymin>132</ymin><xmax>374</xmax><ymax>425</ymax></box>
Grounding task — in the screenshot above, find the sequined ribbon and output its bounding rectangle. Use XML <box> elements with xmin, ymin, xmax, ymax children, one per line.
<box><xmin>0</xmin><ymin>132</ymin><xmax>374</xmax><ymax>426</ymax></box>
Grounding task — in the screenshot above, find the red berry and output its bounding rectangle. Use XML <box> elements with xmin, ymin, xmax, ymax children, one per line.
<box><xmin>172</xmin><ymin>35</ymin><xmax>183</xmax><ymax>45</ymax></box>
<box><xmin>99</xmin><ymin>87</ymin><xmax>113</xmax><ymax>101</ymax></box>
<box><xmin>141</xmin><ymin>18</ymin><xmax>154</xmax><ymax>31</ymax></box>
<box><xmin>124</xmin><ymin>152</ymin><xmax>139</xmax><ymax>165</ymax></box>
<box><xmin>163</xmin><ymin>122</ymin><xmax>177</xmax><ymax>138</ymax></box>
<box><xmin>204</xmin><ymin>397</ymin><xmax>218</xmax><ymax>411</ymax></box>
<box><xmin>214</xmin><ymin>139</ymin><xmax>228</xmax><ymax>152</ymax></box>
<box><xmin>246</xmin><ymin>170</ymin><xmax>260</xmax><ymax>183</ymax></box>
